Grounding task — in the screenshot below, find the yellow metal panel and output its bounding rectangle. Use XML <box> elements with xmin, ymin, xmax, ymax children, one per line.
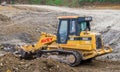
<box><xmin>60</xmin><ymin>31</ymin><xmax>97</xmax><ymax>51</ymax></box>
<box><xmin>58</xmin><ymin>16</ymin><xmax>79</xmax><ymax>19</ymax></box>
<box><xmin>60</xmin><ymin>40</ymin><xmax>93</xmax><ymax>51</ymax></box>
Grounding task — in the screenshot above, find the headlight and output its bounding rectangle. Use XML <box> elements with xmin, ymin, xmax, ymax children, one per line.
<box><xmin>85</xmin><ymin>17</ymin><xmax>92</xmax><ymax>21</ymax></box>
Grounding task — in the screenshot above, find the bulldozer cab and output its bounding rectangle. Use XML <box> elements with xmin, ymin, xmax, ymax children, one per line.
<box><xmin>57</xmin><ymin>16</ymin><xmax>92</xmax><ymax>44</ymax></box>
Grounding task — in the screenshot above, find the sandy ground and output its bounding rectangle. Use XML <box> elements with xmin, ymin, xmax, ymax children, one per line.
<box><xmin>0</xmin><ymin>5</ymin><xmax>120</xmax><ymax>72</ymax></box>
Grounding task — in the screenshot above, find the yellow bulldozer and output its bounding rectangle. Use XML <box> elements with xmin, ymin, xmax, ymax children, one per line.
<box><xmin>18</xmin><ymin>16</ymin><xmax>112</xmax><ymax>66</ymax></box>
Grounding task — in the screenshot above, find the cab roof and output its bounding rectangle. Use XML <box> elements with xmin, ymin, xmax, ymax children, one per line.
<box><xmin>58</xmin><ymin>16</ymin><xmax>92</xmax><ymax>21</ymax></box>
<box><xmin>58</xmin><ymin>16</ymin><xmax>79</xmax><ymax>19</ymax></box>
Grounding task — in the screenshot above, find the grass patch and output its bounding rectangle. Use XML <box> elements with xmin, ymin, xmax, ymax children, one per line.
<box><xmin>14</xmin><ymin>0</ymin><xmax>120</xmax><ymax>6</ymax></box>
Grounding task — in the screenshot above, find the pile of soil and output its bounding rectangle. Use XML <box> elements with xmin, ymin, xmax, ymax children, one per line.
<box><xmin>0</xmin><ymin>14</ymin><xmax>10</xmax><ymax>22</ymax></box>
<box><xmin>0</xmin><ymin>13</ymin><xmax>12</xmax><ymax>27</ymax></box>
<box><xmin>0</xmin><ymin>53</ymin><xmax>76</xmax><ymax>72</ymax></box>
<box><xmin>0</xmin><ymin>53</ymin><xmax>120</xmax><ymax>72</ymax></box>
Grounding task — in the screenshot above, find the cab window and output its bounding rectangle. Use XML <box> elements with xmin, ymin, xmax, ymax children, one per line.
<box><xmin>78</xmin><ymin>22</ymin><xmax>87</xmax><ymax>33</ymax></box>
<box><xmin>58</xmin><ymin>20</ymin><xmax>68</xmax><ymax>43</ymax></box>
<box><xmin>70</xmin><ymin>20</ymin><xmax>76</xmax><ymax>35</ymax></box>
<box><xmin>81</xmin><ymin>22</ymin><xmax>87</xmax><ymax>31</ymax></box>
<box><xmin>59</xmin><ymin>20</ymin><xmax>68</xmax><ymax>34</ymax></box>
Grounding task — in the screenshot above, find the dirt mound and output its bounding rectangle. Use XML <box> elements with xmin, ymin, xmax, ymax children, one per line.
<box><xmin>0</xmin><ymin>14</ymin><xmax>10</xmax><ymax>21</ymax></box>
<box><xmin>0</xmin><ymin>53</ymin><xmax>120</xmax><ymax>72</ymax></box>
<box><xmin>0</xmin><ymin>14</ymin><xmax>12</xmax><ymax>27</ymax></box>
<box><xmin>0</xmin><ymin>53</ymin><xmax>76</xmax><ymax>72</ymax></box>
<box><xmin>0</xmin><ymin>33</ymin><xmax>35</xmax><ymax>45</ymax></box>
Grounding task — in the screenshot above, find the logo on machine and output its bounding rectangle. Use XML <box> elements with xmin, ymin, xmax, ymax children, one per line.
<box><xmin>41</xmin><ymin>38</ymin><xmax>53</xmax><ymax>43</ymax></box>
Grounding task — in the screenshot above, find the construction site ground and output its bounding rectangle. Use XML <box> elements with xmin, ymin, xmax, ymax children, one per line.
<box><xmin>0</xmin><ymin>5</ymin><xmax>120</xmax><ymax>72</ymax></box>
